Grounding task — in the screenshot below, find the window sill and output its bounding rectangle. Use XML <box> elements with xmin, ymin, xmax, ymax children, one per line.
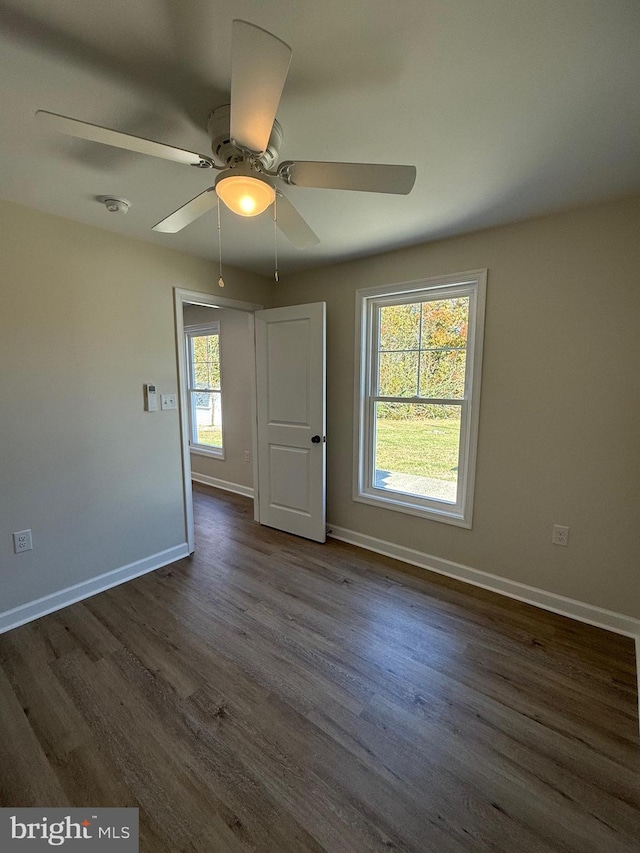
<box><xmin>353</xmin><ymin>489</ymin><xmax>472</xmax><ymax>529</ymax></box>
<box><xmin>190</xmin><ymin>445</ymin><xmax>225</xmax><ymax>461</ymax></box>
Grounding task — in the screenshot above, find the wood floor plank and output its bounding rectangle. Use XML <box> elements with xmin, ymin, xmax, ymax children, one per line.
<box><xmin>0</xmin><ymin>483</ymin><xmax>637</xmax><ymax>852</ymax></box>
<box><xmin>50</xmin><ymin>646</ymin><xmax>264</xmax><ymax>851</ymax></box>
<box><xmin>0</xmin><ymin>628</ymin><xmax>93</xmax><ymax>759</ymax></box>
<box><xmin>104</xmin><ymin>645</ymin><xmax>326</xmax><ymax>853</ymax></box>
<box><xmin>187</xmin><ymin>684</ymin><xmax>426</xmax><ymax>853</ymax></box>
<box><xmin>0</xmin><ymin>668</ymin><xmax>69</xmax><ymax>806</ymax></box>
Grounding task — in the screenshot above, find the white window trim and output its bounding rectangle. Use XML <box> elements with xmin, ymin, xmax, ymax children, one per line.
<box><xmin>353</xmin><ymin>269</ymin><xmax>487</xmax><ymax>528</ymax></box>
<box><xmin>185</xmin><ymin>321</ymin><xmax>225</xmax><ymax>460</ymax></box>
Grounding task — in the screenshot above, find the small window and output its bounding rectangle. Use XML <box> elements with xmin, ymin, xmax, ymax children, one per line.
<box><xmin>185</xmin><ymin>322</ymin><xmax>223</xmax><ymax>457</ymax></box>
<box><xmin>354</xmin><ymin>271</ymin><xmax>486</xmax><ymax>527</ymax></box>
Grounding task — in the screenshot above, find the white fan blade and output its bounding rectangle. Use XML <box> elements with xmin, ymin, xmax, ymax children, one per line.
<box><xmin>281</xmin><ymin>161</ymin><xmax>417</xmax><ymax>195</ymax></box>
<box><xmin>36</xmin><ymin>110</ymin><xmax>213</xmax><ymax>168</ymax></box>
<box><xmin>153</xmin><ymin>188</ymin><xmax>217</xmax><ymax>233</ymax></box>
<box><xmin>275</xmin><ymin>193</ymin><xmax>319</xmax><ymax>250</ymax></box>
<box><xmin>230</xmin><ymin>20</ymin><xmax>292</xmax><ymax>155</ymax></box>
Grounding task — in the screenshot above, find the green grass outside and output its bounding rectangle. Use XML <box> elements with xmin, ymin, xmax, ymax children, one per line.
<box><xmin>196</xmin><ymin>425</ymin><xmax>223</xmax><ymax>448</ymax></box>
<box><xmin>375</xmin><ymin>417</ymin><xmax>460</xmax><ymax>481</ymax></box>
<box><xmin>196</xmin><ymin>418</ymin><xmax>459</xmax><ymax>482</ymax></box>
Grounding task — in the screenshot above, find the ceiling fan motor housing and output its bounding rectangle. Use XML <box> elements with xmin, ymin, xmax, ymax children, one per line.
<box><xmin>207</xmin><ymin>104</ymin><xmax>282</xmax><ymax>170</ymax></box>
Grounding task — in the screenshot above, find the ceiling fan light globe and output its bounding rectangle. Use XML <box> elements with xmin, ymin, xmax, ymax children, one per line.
<box><xmin>215</xmin><ymin>174</ymin><xmax>275</xmax><ymax>217</ymax></box>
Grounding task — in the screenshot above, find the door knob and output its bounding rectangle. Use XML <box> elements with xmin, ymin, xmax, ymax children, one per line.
<box><xmin>311</xmin><ymin>435</ymin><xmax>321</xmax><ymax>443</ymax></box>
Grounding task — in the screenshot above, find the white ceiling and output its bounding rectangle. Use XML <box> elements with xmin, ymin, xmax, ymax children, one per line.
<box><xmin>1</xmin><ymin>0</ymin><xmax>639</xmax><ymax>277</ymax></box>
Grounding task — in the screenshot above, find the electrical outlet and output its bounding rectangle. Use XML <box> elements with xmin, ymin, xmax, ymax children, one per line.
<box><xmin>161</xmin><ymin>393</ymin><xmax>177</xmax><ymax>411</ymax></box>
<box><xmin>244</xmin><ymin>450</ymin><xmax>251</xmax><ymax>463</ymax></box>
<box><xmin>552</xmin><ymin>524</ymin><xmax>569</xmax><ymax>546</ymax></box>
<box><xmin>13</xmin><ymin>529</ymin><xmax>33</xmax><ymax>553</ymax></box>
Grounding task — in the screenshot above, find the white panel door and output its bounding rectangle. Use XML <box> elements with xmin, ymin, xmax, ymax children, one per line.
<box><xmin>255</xmin><ymin>302</ymin><xmax>326</xmax><ymax>542</ymax></box>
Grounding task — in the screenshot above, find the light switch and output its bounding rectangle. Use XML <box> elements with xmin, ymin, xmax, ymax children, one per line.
<box><xmin>161</xmin><ymin>394</ymin><xmax>177</xmax><ymax>411</ymax></box>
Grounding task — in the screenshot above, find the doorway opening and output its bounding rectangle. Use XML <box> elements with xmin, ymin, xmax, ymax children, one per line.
<box><xmin>175</xmin><ymin>289</ymin><xmax>327</xmax><ymax>550</ymax></box>
<box><xmin>174</xmin><ymin>288</ymin><xmax>263</xmax><ymax>552</ymax></box>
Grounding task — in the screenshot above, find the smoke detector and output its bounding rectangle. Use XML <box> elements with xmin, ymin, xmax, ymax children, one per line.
<box><xmin>99</xmin><ymin>196</ymin><xmax>131</xmax><ymax>214</ymax></box>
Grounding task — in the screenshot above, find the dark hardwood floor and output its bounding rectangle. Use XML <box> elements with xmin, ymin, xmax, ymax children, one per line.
<box><xmin>0</xmin><ymin>484</ymin><xmax>638</xmax><ymax>852</ymax></box>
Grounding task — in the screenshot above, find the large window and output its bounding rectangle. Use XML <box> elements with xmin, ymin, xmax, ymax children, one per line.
<box><xmin>354</xmin><ymin>270</ymin><xmax>486</xmax><ymax>527</ymax></box>
<box><xmin>185</xmin><ymin>322</ymin><xmax>223</xmax><ymax>457</ymax></box>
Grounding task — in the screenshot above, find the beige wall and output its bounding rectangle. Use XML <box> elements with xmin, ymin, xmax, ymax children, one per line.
<box><xmin>183</xmin><ymin>305</ymin><xmax>255</xmax><ymax>489</ymax></box>
<box><xmin>272</xmin><ymin>195</ymin><xmax>640</xmax><ymax>619</ymax></box>
<box><xmin>2</xmin><ymin>192</ymin><xmax>639</xmax><ymax>626</ymax></box>
<box><xmin>0</xmin><ymin>199</ymin><xmax>271</xmax><ymax>615</ymax></box>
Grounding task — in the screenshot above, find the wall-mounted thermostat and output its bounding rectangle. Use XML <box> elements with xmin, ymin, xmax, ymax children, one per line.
<box><xmin>144</xmin><ymin>383</ymin><xmax>158</xmax><ymax>412</ymax></box>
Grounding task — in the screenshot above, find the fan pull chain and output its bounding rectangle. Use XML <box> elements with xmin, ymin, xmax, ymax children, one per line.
<box><xmin>217</xmin><ymin>196</ymin><xmax>225</xmax><ymax>288</ymax></box>
<box><xmin>273</xmin><ymin>194</ymin><xmax>279</xmax><ymax>282</ymax></box>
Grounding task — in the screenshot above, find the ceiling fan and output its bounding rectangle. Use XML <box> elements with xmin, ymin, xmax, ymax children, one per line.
<box><xmin>36</xmin><ymin>20</ymin><xmax>417</xmax><ymax>250</ymax></box>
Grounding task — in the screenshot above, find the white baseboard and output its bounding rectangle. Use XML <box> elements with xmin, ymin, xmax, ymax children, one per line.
<box><xmin>327</xmin><ymin>525</ymin><xmax>640</xmax><ymax>639</ymax></box>
<box><xmin>192</xmin><ymin>473</ymin><xmax>254</xmax><ymax>498</ymax></box>
<box><xmin>0</xmin><ymin>543</ymin><xmax>190</xmax><ymax>635</ymax></box>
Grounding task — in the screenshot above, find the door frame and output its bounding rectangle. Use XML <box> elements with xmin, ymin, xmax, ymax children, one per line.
<box><xmin>174</xmin><ymin>287</ymin><xmax>263</xmax><ymax>552</ymax></box>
